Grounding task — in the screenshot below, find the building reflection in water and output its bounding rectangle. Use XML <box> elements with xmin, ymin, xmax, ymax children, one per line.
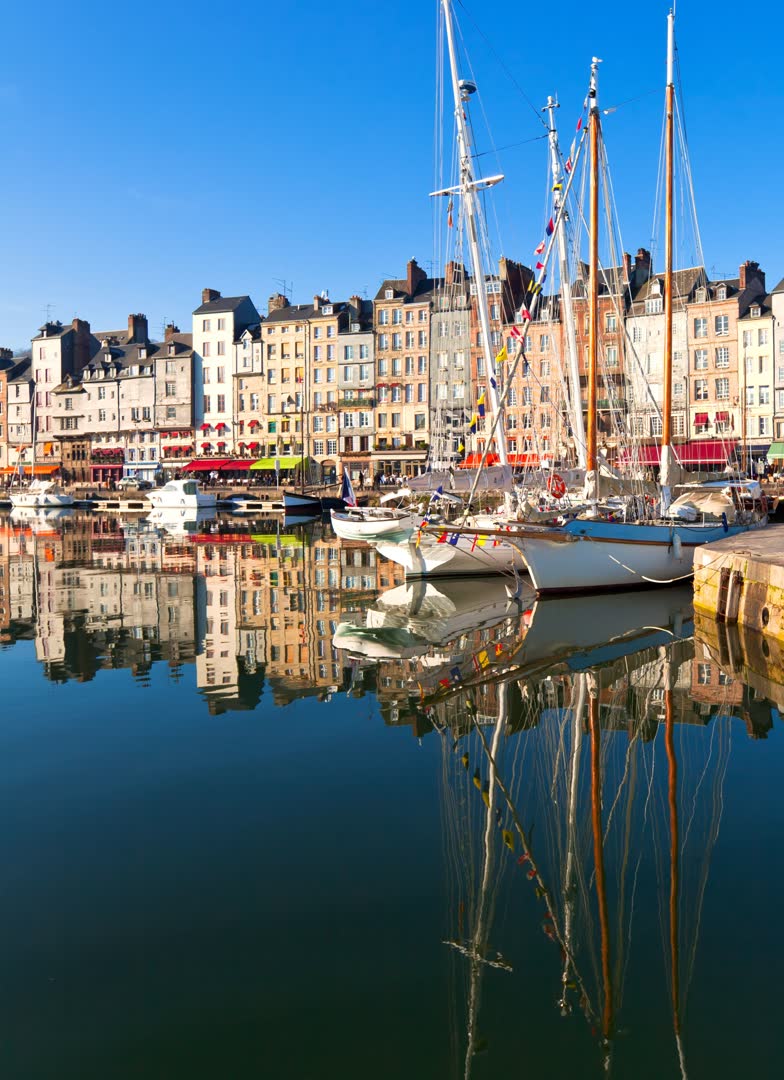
<box><xmin>0</xmin><ymin>511</ymin><xmax>407</xmax><ymax>714</ymax></box>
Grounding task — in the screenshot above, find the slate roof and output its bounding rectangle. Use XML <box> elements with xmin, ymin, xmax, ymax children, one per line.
<box><xmin>193</xmin><ymin>295</ymin><xmax>252</xmax><ymax>315</ymax></box>
<box><xmin>628</xmin><ymin>266</ymin><xmax>706</xmax><ymax>312</ymax></box>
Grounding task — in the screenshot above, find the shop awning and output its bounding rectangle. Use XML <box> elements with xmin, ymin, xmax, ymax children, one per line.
<box><xmin>0</xmin><ymin>463</ymin><xmax>61</xmax><ymax>476</ymax></box>
<box><xmin>618</xmin><ymin>444</ymin><xmax>662</xmax><ymax>466</ymax></box>
<box><xmin>715</xmin><ymin>411</ymin><xmax>730</xmax><ymax>423</ymax></box>
<box><xmin>183</xmin><ymin>459</ymin><xmax>232</xmax><ymax>472</ymax></box>
<box><xmin>678</xmin><ymin>440</ymin><xmax>738</xmax><ymax>465</ymax></box>
<box><xmin>694</xmin><ymin>412</ymin><xmax>709</xmax><ymax>426</ymax></box>
<box><xmin>459</xmin><ymin>452</ymin><xmax>500</xmax><ymax>468</ymax></box>
<box><xmin>767</xmin><ymin>441</ymin><xmax>784</xmax><ymax>459</ymax></box>
<box><xmin>219</xmin><ymin>459</ymin><xmax>252</xmax><ymax>471</ymax></box>
<box><xmin>250</xmin><ymin>455</ymin><xmax>309</xmax><ymax>471</ymax></box>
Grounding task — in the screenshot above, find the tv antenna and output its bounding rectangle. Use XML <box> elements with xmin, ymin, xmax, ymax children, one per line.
<box><xmin>273</xmin><ymin>277</ymin><xmax>294</xmax><ymax>299</ymax></box>
<box><xmin>43</xmin><ymin>303</ymin><xmax>54</xmax><ymax>322</ymax></box>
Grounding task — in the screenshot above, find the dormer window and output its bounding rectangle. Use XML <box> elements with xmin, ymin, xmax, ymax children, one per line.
<box><xmin>385</xmin><ymin>288</ymin><xmax>394</xmax><ymax>300</ymax></box>
<box><xmin>168</xmin><ymin>343</ymin><xmax>175</xmax><ymax>355</ymax></box>
<box><xmin>650</xmin><ymin>279</ymin><xmax>661</xmax><ymax>296</ymax></box>
<box><xmin>695</xmin><ymin>287</ymin><xmax>707</xmax><ymax>303</ymax></box>
<box><xmin>350</xmin><ymin>322</ymin><xmax>360</xmax><ymax>332</ymax></box>
<box><xmin>751</xmin><ymin>305</ymin><xmax>761</xmax><ymax>318</ymax></box>
<box><xmin>138</xmin><ymin>346</ymin><xmax>147</xmax><ymax>359</ymax></box>
<box><xmin>716</xmin><ymin>285</ymin><xmax>727</xmax><ymax>301</ymax></box>
<box><xmin>322</xmin><ymin>305</ymin><xmax>333</xmax><ymax>316</ymax></box>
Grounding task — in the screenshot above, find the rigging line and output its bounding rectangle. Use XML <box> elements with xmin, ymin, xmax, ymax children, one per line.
<box><xmin>473</xmin><ymin>132</ymin><xmax>549</xmax><ymax>158</ymax></box>
<box><xmin>455</xmin><ymin>0</ymin><xmax>550</xmax><ymax>132</ymax></box>
<box><xmin>601</xmin><ymin>86</ymin><xmax>660</xmax><ymax>115</ymax></box>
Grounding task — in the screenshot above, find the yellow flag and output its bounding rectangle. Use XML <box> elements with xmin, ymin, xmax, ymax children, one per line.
<box><xmin>495</xmin><ymin>345</ymin><xmax>508</xmax><ymax>365</ymax></box>
<box><xmin>502</xmin><ymin>830</ymin><xmax>515</xmax><ymax>851</ymax></box>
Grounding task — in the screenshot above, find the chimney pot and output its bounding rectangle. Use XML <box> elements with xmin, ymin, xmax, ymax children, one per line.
<box><xmin>165</xmin><ymin>323</ymin><xmax>180</xmax><ymax>342</ymax></box>
<box><xmin>202</xmin><ymin>288</ymin><xmax>221</xmax><ymax>304</ymax></box>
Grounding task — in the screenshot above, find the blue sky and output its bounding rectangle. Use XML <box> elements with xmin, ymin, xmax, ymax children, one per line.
<box><xmin>0</xmin><ymin>0</ymin><xmax>780</xmax><ymax>348</ymax></box>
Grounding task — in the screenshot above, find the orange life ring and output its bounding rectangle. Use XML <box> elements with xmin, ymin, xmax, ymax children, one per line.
<box><xmin>547</xmin><ymin>473</ymin><xmax>567</xmax><ymax>499</ymax></box>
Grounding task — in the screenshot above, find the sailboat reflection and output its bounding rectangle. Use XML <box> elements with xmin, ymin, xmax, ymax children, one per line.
<box><xmin>374</xmin><ymin>591</ymin><xmax>758</xmax><ymax>1077</ymax></box>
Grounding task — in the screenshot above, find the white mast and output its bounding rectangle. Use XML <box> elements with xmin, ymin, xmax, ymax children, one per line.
<box><xmin>660</xmin><ymin>9</ymin><xmax>677</xmax><ymax>510</ymax></box>
<box><xmin>544</xmin><ymin>96</ymin><xmax>586</xmax><ymax>470</ymax></box>
<box><xmin>440</xmin><ymin>0</ymin><xmax>508</xmax><ymax>469</ymax></box>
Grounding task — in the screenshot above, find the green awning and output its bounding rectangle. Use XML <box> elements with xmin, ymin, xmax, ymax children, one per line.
<box><xmin>250</xmin><ymin>534</ymin><xmax>301</xmax><ymax>545</ymax></box>
<box><xmin>250</xmin><ymin>455</ymin><xmax>309</xmax><ymax>471</ymax></box>
<box><xmin>768</xmin><ymin>442</ymin><xmax>784</xmax><ymax>459</ymax></box>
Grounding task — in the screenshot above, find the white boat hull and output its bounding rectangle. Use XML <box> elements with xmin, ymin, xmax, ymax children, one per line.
<box><xmin>330</xmin><ymin>507</ymin><xmax>415</xmax><ymax>542</ymax></box>
<box><xmin>374</xmin><ymin>531</ymin><xmax>526</xmax><ymax>578</ymax></box>
<box><xmin>9</xmin><ymin>490</ymin><xmax>74</xmax><ymax>508</ymax></box>
<box><xmin>513</xmin><ymin>518</ymin><xmax>765</xmax><ymax>594</ymax></box>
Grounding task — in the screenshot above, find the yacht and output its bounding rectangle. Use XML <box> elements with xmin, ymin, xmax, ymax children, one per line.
<box><xmin>9</xmin><ymin>479</ymin><xmax>74</xmax><ymax>508</ymax></box>
<box><xmin>146</xmin><ymin>478</ymin><xmax>217</xmax><ymax>510</ymax></box>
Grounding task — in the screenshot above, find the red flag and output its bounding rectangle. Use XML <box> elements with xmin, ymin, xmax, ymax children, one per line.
<box><xmin>437</xmin><ymin>530</ymin><xmax>448</xmax><ymax>543</ymax></box>
<box><xmin>545</xmin><ymin>217</ymin><xmax>554</xmax><ymax>236</ymax></box>
<box><xmin>447</xmin><ymin>198</ymin><xmax>453</xmax><ymax>228</ymax></box>
<box><xmin>536</xmin><ymin>261</ymin><xmax>545</xmax><ymax>270</ymax></box>
<box><xmin>518</xmin><ymin>308</ymin><xmax>531</xmax><ymax>322</ymax></box>
<box><xmin>564</xmin><ymin>157</ymin><xmax>572</xmax><ymax>174</ymax></box>
<box><xmin>576</xmin><ymin>116</ymin><xmax>583</xmax><ymax>132</ymax></box>
<box><xmin>534</xmin><ymin>240</ymin><xmax>545</xmax><ymax>255</ymax></box>
<box><xmin>510</xmin><ymin>325</ymin><xmax>525</xmax><ymax>341</ymax></box>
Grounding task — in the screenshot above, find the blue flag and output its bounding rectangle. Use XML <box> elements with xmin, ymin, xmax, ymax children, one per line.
<box><xmin>340</xmin><ymin>468</ymin><xmax>357</xmax><ymax>507</ymax></box>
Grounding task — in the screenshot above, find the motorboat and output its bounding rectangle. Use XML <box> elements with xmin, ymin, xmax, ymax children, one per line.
<box><xmin>146</xmin><ymin>478</ymin><xmax>217</xmax><ymax>510</ymax></box>
<box><xmin>146</xmin><ymin>506</ymin><xmax>217</xmax><ymax>536</ymax></box>
<box><xmin>9</xmin><ymin>480</ymin><xmax>74</xmax><ymax>508</ymax></box>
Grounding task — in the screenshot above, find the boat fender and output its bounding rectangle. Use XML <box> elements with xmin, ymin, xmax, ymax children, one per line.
<box><xmin>721</xmin><ymin>511</ymin><xmax>728</xmax><ymax>532</ymax></box>
<box><xmin>672</xmin><ymin>532</ymin><xmax>683</xmax><ymax>560</ymax></box>
<box><xmin>547</xmin><ymin>473</ymin><xmax>567</xmax><ymax>499</ymax></box>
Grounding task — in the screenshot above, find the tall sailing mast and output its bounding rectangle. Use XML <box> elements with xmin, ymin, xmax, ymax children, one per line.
<box><xmin>585</xmin><ymin>58</ymin><xmax>602</xmax><ymax>508</ymax></box>
<box><xmin>543</xmin><ymin>96</ymin><xmax>587</xmax><ymax>470</ymax></box>
<box><xmin>660</xmin><ymin>11</ymin><xmax>677</xmax><ymax>510</ymax></box>
<box><xmin>437</xmin><ymin>0</ymin><xmax>509</xmax><ymax>470</ymax></box>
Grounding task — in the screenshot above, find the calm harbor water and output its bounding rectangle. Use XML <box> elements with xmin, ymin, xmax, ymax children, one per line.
<box><xmin>1</xmin><ymin>509</ymin><xmax>783</xmax><ymax>1079</ymax></box>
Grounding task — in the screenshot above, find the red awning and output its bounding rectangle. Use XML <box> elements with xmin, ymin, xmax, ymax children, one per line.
<box><xmin>200</xmin><ymin>423</ymin><xmax>211</xmax><ymax>431</ymax></box>
<box><xmin>249</xmin><ymin>419</ymin><xmax>260</xmax><ymax>428</ymax></box>
<box><xmin>216</xmin><ymin>422</ymin><xmax>228</xmax><ymax>431</ymax></box>
<box><xmin>248</xmin><ymin>441</ymin><xmax>260</xmax><ymax>449</ymax></box>
<box><xmin>218</xmin><ymin>459</ymin><xmax>252</xmax><ymax>471</ymax></box>
<box><xmin>678</xmin><ymin>439</ymin><xmax>738</xmax><ymax>465</ymax></box>
<box><xmin>715</xmin><ymin>411</ymin><xmax>730</xmax><ymax>423</ymax></box>
<box><xmin>694</xmin><ymin>412</ymin><xmax>709</xmax><ymax>425</ymax></box>
<box><xmin>201</xmin><ymin>442</ymin><xmax>212</xmax><ymax>449</ymax></box>
<box><xmin>618</xmin><ymin>444</ymin><xmax>662</xmax><ymax>466</ymax></box>
<box><xmin>459</xmin><ymin>452</ymin><xmax>500</xmax><ymax>468</ymax></box>
<box><xmin>183</xmin><ymin>459</ymin><xmax>232</xmax><ymax>473</ymax></box>
<box><xmin>508</xmin><ymin>452</ymin><xmax>540</xmax><ymax>467</ymax></box>
<box><xmin>217</xmin><ymin>441</ymin><xmax>227</xmax><ymax>447</ymax></box>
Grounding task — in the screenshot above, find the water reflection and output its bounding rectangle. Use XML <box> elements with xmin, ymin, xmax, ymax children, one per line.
<box><xmin>1</xmin><ymin>509</ymin><xmax>783</xmax><ymax>1076</ymax></box>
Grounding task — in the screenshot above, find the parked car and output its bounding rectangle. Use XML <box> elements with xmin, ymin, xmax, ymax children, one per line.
<box><xmin>117</xmin><ymin>477</ymin><xmax>152</xmax><ymax>491</ymax></box>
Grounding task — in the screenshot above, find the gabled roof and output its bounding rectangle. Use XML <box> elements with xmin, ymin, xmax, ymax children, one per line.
<box><xmin>7</xmin><ymin>356</ymin><xmax>32</xmax><ymax>382</ymax></box>
<box><xmin>264</xmin><ymin>303</ymin><xmax>317</xmax><ymax>324</ymax></box>
<box><xmin>770</xmin><ymin>276</ymin><xmax>784</xmax><ymax>295</ymax></box>
<box><xmin>737</xmin><ymin>294</ymin><xmax>773</xmax><ymax>319</ymax></box>
<box><xmin>374</xmin><ymin>277</ymin><xmax>441</xmax><ymax>304</ymax></box>
<box><xmin>193</xmin><ymin>295</ymin><xmax>252</xmax><ymax>315</ymax></box>
<box><xmin>628</xmin><ymin>266</ymin><xmax>706</xmax><ymax>311</ymax></box>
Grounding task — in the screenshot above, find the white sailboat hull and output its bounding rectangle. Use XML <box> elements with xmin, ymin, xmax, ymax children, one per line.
<box><xmin>374</xmin><ymin>532</ymin><xmax>526</xmax><ymax>578</ymax></box>
<box><xmin>330</xmin><ymin>507</ymin><xmax>416</xmax><ymax>542</ymax></box>
<box><xmin>514</xmin><ymin>518</ymin><xmax>765</xmax><ymax>594</ymax></box>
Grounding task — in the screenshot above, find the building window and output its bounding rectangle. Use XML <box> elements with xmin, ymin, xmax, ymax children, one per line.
<box><xmin>759</xmin><ymin>385</ymin><xmax>771</xmax><ymax>405</ymax></box>
<box><xmin>715</xmin><ymin>315</ymin><xmax>729</xmax><ymax>336</ymax></box>
<box><xmin>715</xmin><ymin>347</ymin><xmax>730</xmax><ymax>368</ymax></box>
<box><xmin>326</xmin><ymin>439</ymin><xmax>337</xmax><ymax>456</ymax></box>
<box><xmin>695</xmin><ymin>379</ymin><xmax>708</xmax><ymax>401</ymax></box>
<box><xmin>313</xmin><ymin>440</ymin><xmax>325</xmax><ymax>456</ymax></box>
<box><xmin>693</xmin><ymin>318</ymin><xmax>707</xmax><ymax>338</ymax></box>
<box><xmin>202</xmin><ymin>319</ymin><xmax>211</xmax><ymax>332</ymax></box>
<box><xmin>98</xmin><ymin>409</ymin><xmax>106</xmax><ymax>422</ymax></box>
<box><xmin>605</xmin><ymin>312</ymin><xmax>617</xmax><ymax>331</ymax></box>
<box><xmin>759</xmin><ymin>328</ymin><xmax>769</xmax><ymax>346</ymax></box>
<box><xmin>645</xmin><ymin>299</ymin><xmax>663</xmax><ymax>315</ymax></box>
<box><xmin>64</xmin><ymin>397</ymin><xmax>73</xmax><ymax>411</ymax></box>
<box><xmin>694</xmin><ymin>349</ymin><xmax>708</xmax><ymax>370</ymax></box>
<box><xmin>605</xmin><ymin>347</ymin><xmax>618</xmax><ymax>367</ymax></box>
<box><xmin>202</xmin><ymin>341</ymin><xmax>210</xmax><ymax>357</ymax></box>
<box><xmin>715</xmin><ymin>378</ymin><xmax>729</xmax><ymax>400</ymax></box>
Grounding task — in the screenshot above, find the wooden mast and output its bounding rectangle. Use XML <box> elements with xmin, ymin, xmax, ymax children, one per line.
<box><xmin>589</xmin><ymin>681</ymin><xmax>613</xmax><ymax>1057</ymax></box>
<box><xmin>661</xmin><ymin>11</ymin><xmax>676</xmax><ymax>505</ymax></box>
<box><xmin>586</xmin><ymin>60</ymin><xmax>601</xmax><ymax>490</ymax></box>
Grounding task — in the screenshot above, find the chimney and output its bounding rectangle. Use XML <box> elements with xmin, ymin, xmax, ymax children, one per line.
<box><xmin>349</xmin><ymin>294</ymin><xmax>363</xmax><ymax>316</ymax></box>
<box><xmin>71</xmin><ymin>318</ymin><xmax>91</xmax><ymax>374</ymax></box>
<box><xmin>634</xmin><ymin>248</ymin><xmax>652</xmax><ymax>286</ymax></box>
<box><xmin>739</xmin><ymin>260</ymin><xmax>765</xmax><ymax>293</ymax></box>
<box><xmin>622</xmin><ymin>252</ymin><xmax>633</xmax><ymax>284</ymax></box>
<box><xmin>268</xmin><ymin>293</ymin><xmax>289</xmax><ymax>314</ymax></box>
<box><xmin>127</xmin><ymin>312</ymin><xmax>148</xmax><ymax>344</ymax></box>
<box><xmin>406</xmin><ymin>258</ymin><xmax>426</xmax><ymax>296</ymax></box>
<box><xmin>165</xmin><ymin>323</ymin><xmax>180</xmax><ymax>341</ymax></box>
<box><xmin>202</xmin><ymin>288</ymin><xmax>221</xmax><ymax>304</ymax></box>
<box><xmin>313</xmin><ymin>294</ymin><xmax>322</xmax><ymax>312</ymax></box>
<box><xmin>0</xmin><ymin>347</ymin><xmax>12</xmax><ymax>361</ymax></box>
<box><xmin>445</xmin><ymin>260</ymin><xmax>466</xmax><ymax>286</ymax></box>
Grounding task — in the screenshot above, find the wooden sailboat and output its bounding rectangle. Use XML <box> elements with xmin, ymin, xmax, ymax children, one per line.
<box><xmin>463</xmin><ymin>15</ymin><xmax>767</xmax><ymax>593</ymax></box>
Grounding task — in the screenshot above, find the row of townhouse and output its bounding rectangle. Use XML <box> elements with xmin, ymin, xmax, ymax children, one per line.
<box><xmin>4</xmin><ymin>256</ymin><xmax>784</xmax><ymax>484</ymax></box>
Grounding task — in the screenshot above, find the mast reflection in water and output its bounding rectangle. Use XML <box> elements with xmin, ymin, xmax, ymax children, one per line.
<box><xmin>1</xmin><ymin>509</ymin><xmax>783</xmax><ymax>1078</ymax></box>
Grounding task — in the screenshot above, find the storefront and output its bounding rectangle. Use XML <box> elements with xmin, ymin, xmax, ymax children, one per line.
<box><xmin>90</xmin><ymin>448</ymin><xmax>124</xmax><ymax>485</ymax></box>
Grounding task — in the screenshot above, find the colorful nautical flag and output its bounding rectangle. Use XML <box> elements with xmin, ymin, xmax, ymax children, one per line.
<box><xmin>447</xmin><ymin>197</ymin><xmax>454</xmax><ymax>228</ymax></box>
<box><xmin>565</xmin><ymin>156</ymin><xmax>573</xmax><ymax>174</ymax></box>
<box><xmin>469</xmin><ymin>414</ymin><xmax>478</xmax><ymax>435</ymax></box>
<box><xmin>545</xmin><ymin>217</ymin><xmax>554</xmax><ymax>236</ymax></box>
<box><xmin>436</xmin><ymin>530</ymin><xmax>448</xmax><ymax>544</ymax></box>
<box><xmin>450</xmin><ymin>666</ymin><xmax>462</xmax><ymax>683</ymax></box>
<box><xmin>448</xmin><ymin>532</ymin><xmax>460</xmax><ymax>546</ymax></box>
<box><xmin>518</xmin><ymin>308</ymin><xmax>531</xmax><ymax>322</ymax></box>
<box><xmin>510</xmin><ymin>325</ymin><xmax>525</xmax><ymax>341</ymax></box>
<box><xmin>495</xmin><ymin>345</ymin><xmax>508</xmax><ymax>365</ymax></box>
<box><xmin>552</xmin><ymin>181</ymin><xmax>563</xmax><ymax>191</ymax></box>
<box><xmin>534</xmin><ymin>240</ymin><xmax>546</xmax><ymax>255</ymax></box>
<box><xmin>530</xmin><ymin>282</ymin><xmax>542</xmax><ymax>296</ymax></box>
<box><xmin>477</xmin><ymin>392</ymin><xmax>486</xmax><ymax>419</ymax></box>
<box><xmin>457</xmin><ymin>440</ymin><xmax>465</xmax><ymax>454</ymax></box>
<box><xmin>576</xmin><ymin>115</ymin><xmax>583</xmax><ymax>132</ymax></box>
<box><xmin>340</xmin><ymin>467</ymin><xmax>357</xmax><ymax>507</ymax></box>
<box><xmin>536</xmin><ymin>260</ymin><xmax>545</xmax><ymax>270</ymax></box>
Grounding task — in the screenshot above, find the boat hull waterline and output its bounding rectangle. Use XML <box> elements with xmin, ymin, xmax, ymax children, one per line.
<box><xmin>374</xmin><ymin>532</ymin><xmax>526</xmax><ymax>578</ymax></box>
